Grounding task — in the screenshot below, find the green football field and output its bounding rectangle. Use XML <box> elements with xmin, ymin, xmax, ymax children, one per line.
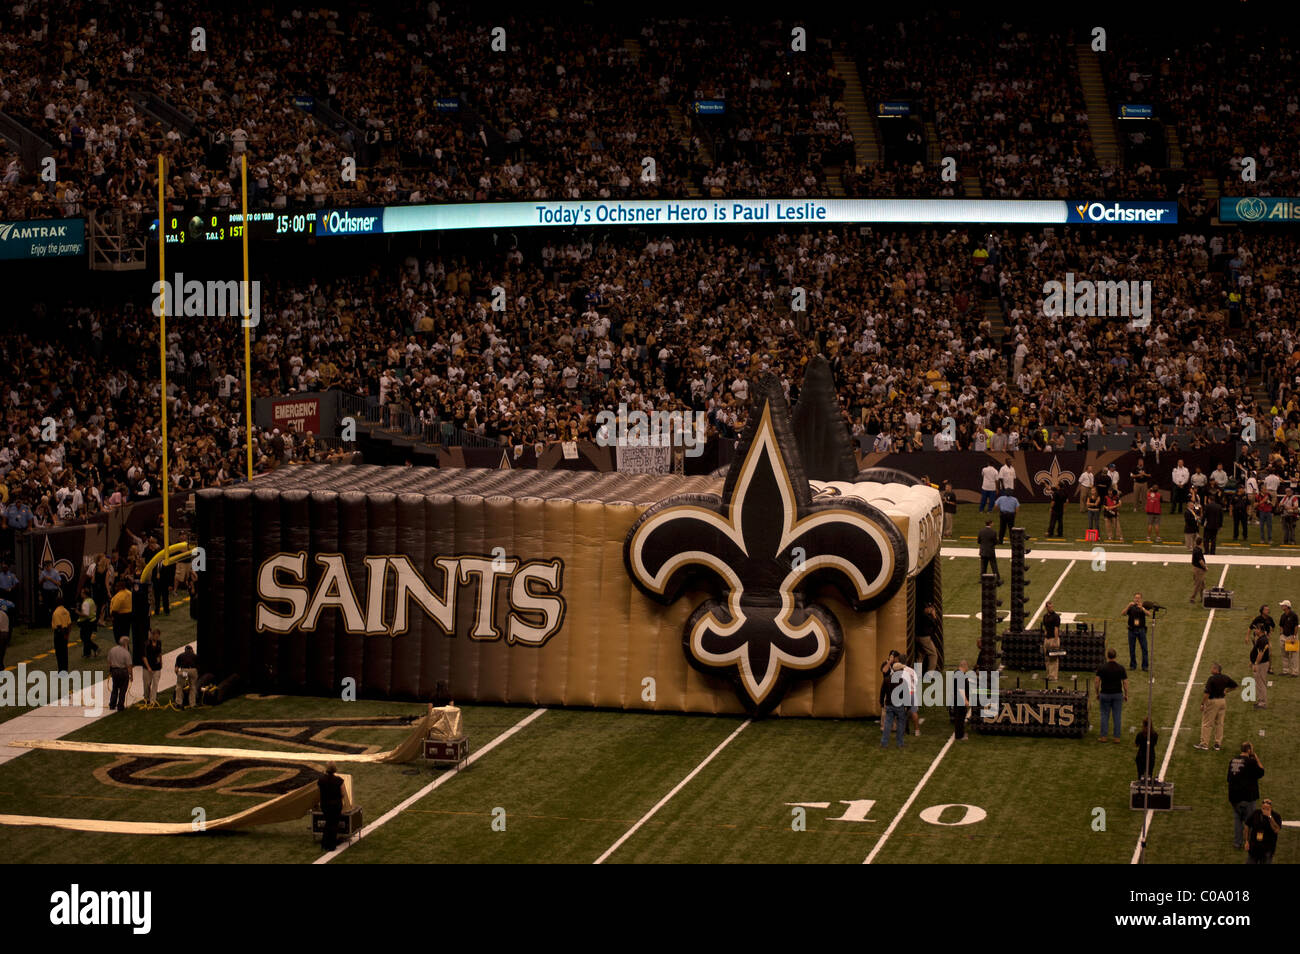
<box><xmin>1</xmin><ymin>502</ymin><xmax>1295</xmax><ymax>864</ymax></box>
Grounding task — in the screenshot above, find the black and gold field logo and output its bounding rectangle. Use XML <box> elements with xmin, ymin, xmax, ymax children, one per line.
<box><xmin>625</xmin><ymin>379</ymin><xmax>907</xmax><ymax>713</ymax></box>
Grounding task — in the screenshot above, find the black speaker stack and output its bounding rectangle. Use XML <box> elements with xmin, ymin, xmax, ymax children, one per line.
<box><xmin>985</xmin><ymin>527</ymin><xmax>1107</xmax><ymax>673</ymax></box>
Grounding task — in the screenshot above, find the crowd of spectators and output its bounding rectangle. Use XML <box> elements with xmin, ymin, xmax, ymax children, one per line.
<box><xmin>2</xmin><ymin>4</ymin><xmax>1297</xmax><ymax>217</ymax></box>
<box><xmin>1104</xmin><ymin>28</ymin><xmax>1300</xmax><ymax>198</ymax></box>
<box><xmin>849</xmin><ymin>16</ymin><xmax>1099</xmax><ymax>198</ymax></box>
<box><xmin>4</xmin><ymin>222</ymin><xmax>1299</xmax><ymax>535</ymax></box>
<box><xmin>0</xmin><ymin>2</ymin><xmax>860</xmax><ymax>216</ymax></box>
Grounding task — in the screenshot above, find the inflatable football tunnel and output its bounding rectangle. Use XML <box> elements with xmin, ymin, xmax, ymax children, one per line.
<box><xmin>195</xmin><ymin>363</ymin><xmax>942</xmax><ymax>716</ymax></box>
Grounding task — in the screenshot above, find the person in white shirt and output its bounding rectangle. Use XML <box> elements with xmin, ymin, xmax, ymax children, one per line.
<box><xmin>1211</xmin><ymin>464</ymin><xmax>1229</xmax><ymax>489</ymax></box>
<box><xmin>998</xmin><ymin>460</ymin><xmax>1016</xmax><ymax>494</ymax></box>
<box><xmin>1078</xmin><ymin>465</ymin><xmax>1095</xmax><ymax>513</ymax></box>
<box><xmin>1106</xmin><ymin>465</ymin><xmax>1122</xmax><ymax>502</ymax></box>
<box><xmin>979</xmin><ymin>463</ymin><xmax>999</xmax><ymax>512</ymax></box>
<box><xmin>1170</xmin><ymin>460</ymin><xmax>1190</xmax><ymax>514</ymax></box>
<box><xmin>898</xmin><ymin>660</ymin><xmax>922</xmax><ymax>737</ymax></box>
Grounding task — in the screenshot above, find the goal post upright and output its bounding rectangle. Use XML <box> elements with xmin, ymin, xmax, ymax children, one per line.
<box><xmin>241</xmin><ymin>152</ymin><xmax>253</xmax><ymax>480</ymax></box>
<box><xmin>157</xmin><ymin>154</ymin><xmax>171</xmax><ymax>553</ymax></box>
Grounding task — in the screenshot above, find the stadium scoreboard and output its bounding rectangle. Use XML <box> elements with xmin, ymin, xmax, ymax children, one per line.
<box><xmin>153</xmin><ymin>211</ymin><xmax>318</xmax><ymax>245</ymax></box>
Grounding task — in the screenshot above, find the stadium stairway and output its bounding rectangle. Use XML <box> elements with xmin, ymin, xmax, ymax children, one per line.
<box><xmin>1248</xmin><ymin>374</ymin><xmax>1273</xmax><ymax>411</ymax></box>
<box><xmin>1164</xmin><ymin>122</ymin><xmax>1185</xmax><ymax>169</ymax></box>
<box><xmin>1203</xmin><ymin>175</ymin><xmax>1221</xmax><ymax>208</ymax></box>
<box><xmin>925</xmin><ymin>120</ymin><xmax>941</xmax><ymax>167</ymax></box>
<box><xmin>962</xmin><ymin>173</ymin><xmax>982</xmax><ymax>198</ymax></box>
<box><xmin>832</xmin><ymin>51</ymin><xmax>878</xmax><ymax>167</ymax></box>
<box><xmin>625</xmin><ymin>36</ymin><xmax>706</xmax><ymax>196</ymax></box>
<box><xmin>983</xmin><ymin>298</ymin><xmax>1006</xmax><ymax>349</ymax></box>
<box><xmin>825</xmin><ymin>166</ymin><xmax>847</xmax><ymax>197</ymax></box>
<box><xmin>1075</xmin><ymin>43</ymin><xmax>1120</xmax><ymax>167</ymax></box>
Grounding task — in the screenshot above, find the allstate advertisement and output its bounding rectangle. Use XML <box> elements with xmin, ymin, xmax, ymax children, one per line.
<box><xmin>1220</xmin><ymin>197</ymin><xmax>1300</xmax><ymax>223</ymax></box>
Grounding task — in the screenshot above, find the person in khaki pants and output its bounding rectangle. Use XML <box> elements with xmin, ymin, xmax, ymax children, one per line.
<box><xmin>1280</xmin><ymin>600</ymin><xmax>1299</xmax><ymax>676</ymax></box>
<box><xmin>1042</xmin><ymin>600</ymin><xmax>1062</xmax><ymax>682</ymax></box>
<box><xmin>1248</xmin><ymin>626</ymin><xmax>1271</xmax><ymax>709</ymax></box>
<box><xmin>174</xmin><ymin>644</ymin><xmax>200</xmax><ymax>708</ymax></box>
<box><xmin>1195</xmin><ymin>663</ymin><xmax>1238</xmax><ymax>751</ymax></box>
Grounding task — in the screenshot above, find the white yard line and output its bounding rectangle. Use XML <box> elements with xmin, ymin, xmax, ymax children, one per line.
<box><xmin>863</xmin><ymin>735</ymin><xmax>955</xmax><ymax>864</ymax></box>
<box><xmin>865</xmin><ymin>558</ymin><xmax>1077</xmax><ymax>864</ymax></box>
<box><xmin>1130</xmin><ymin>563</ymin><xmax>1230</xmax><ymax>865</ymax></box>
<box><xmin>1026</xmin><ymin>560</ymin><xmax>1076</xmax><ymax>630</ymax></box>
<box><xmin>593</xmin><ymin>718</ymin><xmax>751</xmax><ymax>864</ymax></box>
<box><xmin>943</xmin><ymin>546</ymin><xmax>1295</xmax><ymax>566</ymax></box>
<box><xmin>317</xmin><ymin>707</ymin><xmax>547</xmax><ymax>864</ymax></box>
<box><xmin>0</xmin><ymin>646</ymin><xmax>191</xmax><ymax>766</ymax></box>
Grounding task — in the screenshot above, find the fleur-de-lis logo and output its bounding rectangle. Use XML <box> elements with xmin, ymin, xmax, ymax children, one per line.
<box><xmin>39</xmin><ymin>537</ymin><xmax>75</xmax><ymax>582</ymax></box>
<box><xmin>1033</xmin><ymin>456</ymin><xmax>1077</xmax><ymax>498</ymax></box>
<box><xmin>624</xmin><ymin>385</ymin><xmax>907</xmax><ymax>713</ymax></box>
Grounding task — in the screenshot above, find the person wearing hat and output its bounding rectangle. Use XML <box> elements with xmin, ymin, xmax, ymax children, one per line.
<box><xmin>1279</xmin><ymin>600</ymin><xmax>1299</xmax><ymax>676</ymax></box>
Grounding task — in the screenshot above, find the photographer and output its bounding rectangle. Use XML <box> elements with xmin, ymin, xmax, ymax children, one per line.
<box><xmin>1227</xmin><ymin>742</ymin><xmax>1265</xmax><ymax>851</ymax></box>
<box><xmin>1122</xmin><ymin>592</ymin><xmax>1149</xmax><ymax>671</ymax></box>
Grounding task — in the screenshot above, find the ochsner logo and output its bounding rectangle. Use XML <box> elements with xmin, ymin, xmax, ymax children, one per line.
<box><xmin>594</xmin><ymin>403</ymin><xmax>707</xmax><ymax>457</ymax></box>
<box><xmin>1042</xmin><ymin>271</ymin><xmax>1151</xmax><ymax>329</ymax></box>
<box><xmin>1073</xmin><ymin>201</ymin><xmax>1173</xmax><ymax>222</ymax></box>
<box><xmin>0</xmin><ymin>665</ymin><xmax>104</xmax><ymax>716</ymax></box>
<box><xmin>321</xmin><ymin>209</ymin><xmax>380</xmax><ymax>234</ymax></box>
<box><xmin>151</xmin><ymin>272</ymin><xmax>261</xmax><ymax>327</ymax></box>
<box><xmin>50</xmin><ymin>884</ymin><xmax>151</xmax><ymax>934</ymax></box>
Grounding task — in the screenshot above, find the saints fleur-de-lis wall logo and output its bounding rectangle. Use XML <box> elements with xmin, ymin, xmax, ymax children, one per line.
<box><xmin>40</xmin><ymin>537</ymin><xmax>75</xmax><ymax>582</ymax></box>
<box><xmin>624</xmin><ymin>379</ymin><xmax>907</xmax><ymax>713</ymax></box>
<box><xmin>1033</xmin><ymin>456</ymin><xmax>1077</xmax><ymax>498</ymax></box>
